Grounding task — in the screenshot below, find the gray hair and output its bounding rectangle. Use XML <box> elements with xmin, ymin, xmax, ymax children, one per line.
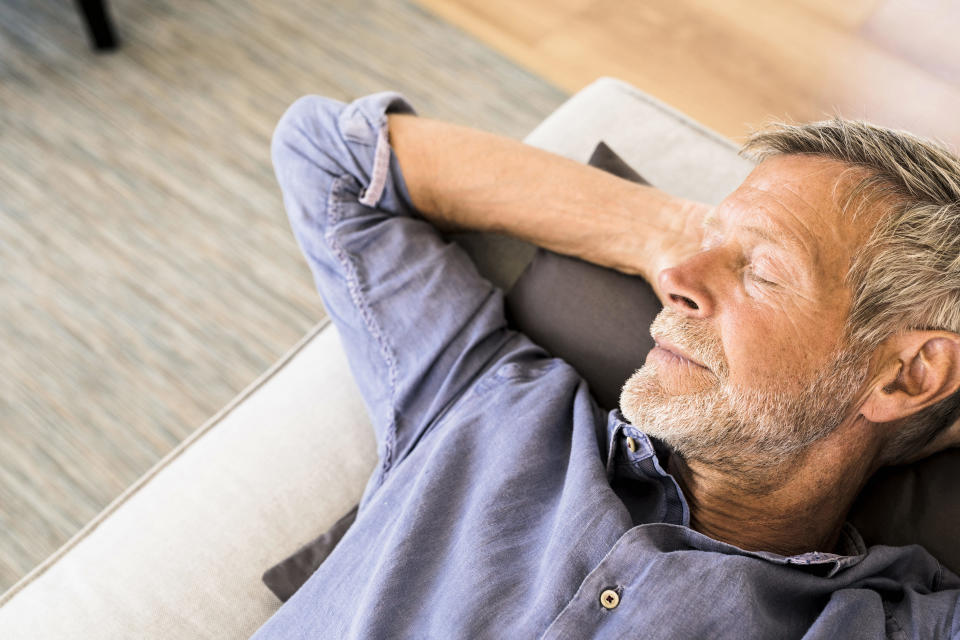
<box><xmin>738</xmin><ymin>116</ymin><xmax>960</xmax><ymax>465</ymax></box>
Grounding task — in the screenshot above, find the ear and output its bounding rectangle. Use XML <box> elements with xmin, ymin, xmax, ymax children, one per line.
<box><xmin>860</xmin><ymin>331</ymin><xmax>960</xmax><ymax>425</ymax></box>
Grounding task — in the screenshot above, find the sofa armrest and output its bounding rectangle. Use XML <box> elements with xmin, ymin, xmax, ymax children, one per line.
<box><xmin>0</xmin><ymin>320</ymin><xmax>379</xmax><ymax>638</ymax></box>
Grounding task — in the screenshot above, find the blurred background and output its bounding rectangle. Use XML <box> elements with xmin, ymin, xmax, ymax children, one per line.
<box><xmin>1</xmin><ymin>0</ymin><xmax>958</xmax><ymax>593</ymax></box>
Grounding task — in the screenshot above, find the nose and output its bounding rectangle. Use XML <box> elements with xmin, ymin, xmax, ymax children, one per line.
<box><xmin>657</xmin><ymin>252</ymin><xmax>715</xmax><ymax>318</ymax></box>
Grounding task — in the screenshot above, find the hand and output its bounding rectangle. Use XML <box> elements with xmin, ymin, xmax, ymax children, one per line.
<box><xmin>657</xmin><ymin>199</ymin><xmax>712</xmax><ymax>269</ymax></box>
<box><xmin>644</xmin><ymin>198</ymin><xmax>712</xmax><ymax>303</ymax></box>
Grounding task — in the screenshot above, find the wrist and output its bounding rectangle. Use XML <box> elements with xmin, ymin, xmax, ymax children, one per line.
<box><xmin>624</xmin><ymin>189</ymin><xmax>711</xmax><ymax>294</ymax></box>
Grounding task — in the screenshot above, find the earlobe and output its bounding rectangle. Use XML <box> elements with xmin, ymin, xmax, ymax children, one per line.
<box><xmin>860</xmin><ymin>332</ymin><xmax>960</xmax><ymax>424</ymax></box>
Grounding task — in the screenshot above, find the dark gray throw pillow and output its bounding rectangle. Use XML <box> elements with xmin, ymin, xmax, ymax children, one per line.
<box><xmin>262</xmin><ymin>503</ymin><xmax>358</xmax><ymax>602</ymax></box>
<box><xmin>263</xmin><ymin>141</ymin><xmax>960</xmax><ymax>603</ymax></box>
<box><xmin>505</xmin><ymin>141</ymin><xmax>661</xmax><ymax>411</ymax></box>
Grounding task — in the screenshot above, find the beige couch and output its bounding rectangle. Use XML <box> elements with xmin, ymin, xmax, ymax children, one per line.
<box><xmin>0</xmin><ymin>77</ymin><xmax>755</xmax><ymax>639</ymax></box>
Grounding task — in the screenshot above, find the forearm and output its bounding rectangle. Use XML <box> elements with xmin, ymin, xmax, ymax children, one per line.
<box><xmin>386</xmin><ymin>112</ymin><xmax>709</xmax><ymax>291</ymax></box>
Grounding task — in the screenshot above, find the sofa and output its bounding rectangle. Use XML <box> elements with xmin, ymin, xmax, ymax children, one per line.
<box><xmin>0</xmin><ymin>77</ymin><xmax>955</xmax><ymax>639</ymax></box>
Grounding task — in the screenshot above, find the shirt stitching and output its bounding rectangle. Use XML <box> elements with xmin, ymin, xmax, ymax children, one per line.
<box><xmin>327</xmin><ymin>176</ymin><xmax>400</xmax><ymax>483</ymax></box>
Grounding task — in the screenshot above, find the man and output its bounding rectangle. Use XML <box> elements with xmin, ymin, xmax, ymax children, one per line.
<box><xmin>251</xmin><ymin>90</ymin><xmax>960</xmax><ymax>638</ymax></box>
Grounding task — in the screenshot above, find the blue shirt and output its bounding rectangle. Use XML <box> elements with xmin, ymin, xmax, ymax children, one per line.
<box><xmin>251</xmin><ymin>91</ymin><xmax>960</xmax><ymax>639</ymax></box>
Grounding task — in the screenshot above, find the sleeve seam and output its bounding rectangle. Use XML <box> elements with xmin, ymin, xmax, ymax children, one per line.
<box><xmin>326</xmin><ymin>175</ymin><xmax>400</xmax><ymax>482</ymax></box>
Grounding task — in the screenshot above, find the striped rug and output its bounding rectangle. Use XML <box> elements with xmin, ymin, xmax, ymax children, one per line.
<box><xmin>0</xmin><ymin>0</ymin><xmax>567</xmax><ymax>591</ymax></box>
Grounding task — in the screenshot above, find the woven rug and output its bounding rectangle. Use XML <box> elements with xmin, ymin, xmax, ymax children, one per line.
<box><xmin>0</xmin><ymin>0</ymin><xmax>567</xmax><ymax>591</ymax></box>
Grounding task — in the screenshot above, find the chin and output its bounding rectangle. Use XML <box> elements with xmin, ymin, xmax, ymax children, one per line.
<box><xmin>619</xmin><ymin>367</ymin><xmax>659</xmax><ymax>422</ymax></box>
<box><xmin>619</xmin><ymin>357</ymin><xmax>865</xmax><ymax>478</ymax></box>
<box><xmin>618</xmin><ymin>366</ymin><xmax>709</xmax><ymax>447</ymax></box>
<box><xmin>619</xmin><ymin>364</ymin><xmax>781</xmax><ymax>465</ymax></box>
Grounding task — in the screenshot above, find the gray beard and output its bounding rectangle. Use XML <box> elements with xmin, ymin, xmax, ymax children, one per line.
<box><xmin>619</xmin><ymin>323</ymin><xmax>868</xmax><ymax>481</ymax></box>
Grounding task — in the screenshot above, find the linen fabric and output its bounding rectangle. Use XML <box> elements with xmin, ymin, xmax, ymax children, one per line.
<box><xmin>260</xmin><ymin>142</ymin><xmax>659</xmax><ymax>600</ymax></box>
<box><xmin>253</xmin><ymin>90</ymin><xmax>960</xmax><ymax>639</ymax></box>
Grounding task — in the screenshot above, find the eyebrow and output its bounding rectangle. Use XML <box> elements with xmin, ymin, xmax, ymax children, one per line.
<box><xmin>743</xmin><ymin>224</ymin><xmax>796</xmax><ymax>250</ymax></box>
<box><xmin>703</xmin><ymin>214</ymin><xmax>806</xmax><ymax>257</ymax></box>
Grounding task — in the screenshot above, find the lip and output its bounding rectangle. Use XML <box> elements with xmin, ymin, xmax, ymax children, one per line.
<box><xmin>651</xmin><ymin>337</ymin><xmax>709</xmax><ymax>370</ymax></box>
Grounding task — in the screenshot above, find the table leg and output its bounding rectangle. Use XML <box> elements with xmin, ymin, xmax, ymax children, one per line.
<box><xmin>74</xmin><ymin>0</ymin><xmax>118</xmax><ymax>51</ymax></box>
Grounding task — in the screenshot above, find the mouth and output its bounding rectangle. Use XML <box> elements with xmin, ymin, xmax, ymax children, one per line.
<box><xmin>651</xmin><ymin>337</ymin><xmax>710</xmax><ymax>371</ymax></box>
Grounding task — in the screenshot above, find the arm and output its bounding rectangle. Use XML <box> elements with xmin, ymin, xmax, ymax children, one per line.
<box><xmin>272</xmin><ymin>92</ymin><xmax>537</xmax><ymax>496</ymax></box>
<box><xmin>386</xmin><ymin>113</ymin><xmax>712</xmax><ymax>301</ymax></box>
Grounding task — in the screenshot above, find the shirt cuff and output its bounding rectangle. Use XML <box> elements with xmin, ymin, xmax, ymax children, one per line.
<box><xmin>337</xmin><ymin>91</ymin><xmax>417</xmax><ymax>209</ymax></box>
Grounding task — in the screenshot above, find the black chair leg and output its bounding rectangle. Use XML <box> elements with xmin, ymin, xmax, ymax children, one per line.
<box><xmin>74</xmin><ymin>0</ymin><xmax>119</xmax><ymax>51</ymax></box>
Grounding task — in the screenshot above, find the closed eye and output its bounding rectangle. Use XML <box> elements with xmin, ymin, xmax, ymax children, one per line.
<box><xmin>745</xmin><ymin>264</ymin><xmax>778</xmax><ymax>287</ymax></box>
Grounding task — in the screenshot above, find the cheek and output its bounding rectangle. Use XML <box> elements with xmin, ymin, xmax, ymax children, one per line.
<box><xmin>720</xmin><ymin>309</ymin><xmax>834</xmax><ymax>390</ymax></box>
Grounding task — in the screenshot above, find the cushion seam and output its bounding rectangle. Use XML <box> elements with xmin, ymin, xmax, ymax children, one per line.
<box><xmin>597</xmin><ymin>77</ymin><xmax>745</xmax><ymax>155</ymax></box>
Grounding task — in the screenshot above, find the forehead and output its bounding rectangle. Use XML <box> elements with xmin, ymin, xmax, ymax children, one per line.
<box><xmin>716</xmin><ymin>154</ymin><xmax>874</xmax><ymax>277</ymax></box>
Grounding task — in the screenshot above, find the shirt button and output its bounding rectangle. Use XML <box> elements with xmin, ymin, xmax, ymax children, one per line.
<box><xmin>599</xmin><ymin>588</ymin><xmax>620</xmax><ymax>609</ymax></box>
<box><xmin>625</xmin><ymin>436</ymin><xmax>638</xmax><ymax>453</ymax></box>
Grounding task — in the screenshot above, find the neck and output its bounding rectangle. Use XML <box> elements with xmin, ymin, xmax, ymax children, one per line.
<box><xmin>668</xmin><ymin>419</ymin><xmax>880</xmax><ymax>556</ymax></box>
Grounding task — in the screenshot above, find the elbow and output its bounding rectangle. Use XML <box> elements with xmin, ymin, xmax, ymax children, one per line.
<box><xmin>271</xmin><ymin>94</ymin><xmax>349</xmax><ymax>188</ymax></box>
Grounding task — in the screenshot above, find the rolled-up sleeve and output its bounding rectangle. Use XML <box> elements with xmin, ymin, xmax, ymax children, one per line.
<box><xmin>271</xmin><ymin>92</ymin><xmax>514</xmax><ymax>497</ymax></box>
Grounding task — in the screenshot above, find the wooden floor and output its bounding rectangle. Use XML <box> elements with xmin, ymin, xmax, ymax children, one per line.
<box><xmin>414</xmin><ymin>0</ymin><xmax>960</xmax><ymax>151</ymax></box>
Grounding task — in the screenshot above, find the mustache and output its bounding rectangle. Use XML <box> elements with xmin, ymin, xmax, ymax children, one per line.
<box><xmin>649</xmin><ymin>308</ymin><xmax>729</xmax><ymax>379</ymax></box>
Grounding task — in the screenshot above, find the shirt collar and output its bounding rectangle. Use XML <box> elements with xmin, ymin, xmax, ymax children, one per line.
<box><xmin>605</xmin><ymin>409</ymin><xmax>869</xmax><ymax>575</ymax></box>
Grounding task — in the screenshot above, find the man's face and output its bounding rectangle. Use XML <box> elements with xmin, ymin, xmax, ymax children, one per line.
<box><xmin>620</xmin><ymin>154</ymin><xmax>878</xmax><ymax>474</ymax></box>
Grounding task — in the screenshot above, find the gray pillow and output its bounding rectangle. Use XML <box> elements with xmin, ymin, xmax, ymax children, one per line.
<box><xmin>849</xmin><ymin>449</ymin><xmax>960</xmax><ymax>574</ymax></box>
<box><xmin>262</xmin><ymin>503</ymin><xmax>358</xmax><ymax>602</ymax></box>
<box><xmin>505</xmin><ymin>141</ymin><xmax>660</xmax><ymax>411</ymax></box>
